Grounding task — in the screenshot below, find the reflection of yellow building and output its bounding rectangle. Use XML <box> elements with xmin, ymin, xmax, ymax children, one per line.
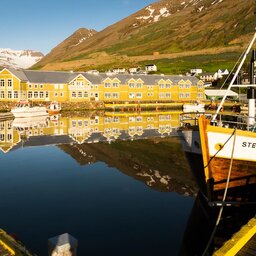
<box><xmin>0</xmin><ymin>111</ymin><xmax>184</xmax><ymax>152</ymax></box>
<box><xmin>0</xmin><ymin>68</ymin><xmax>204</xmax><ymax>103</ymax></box>
<box><xmin>0</xmin><ymin>120</ymin><xmax>20</xmax><ymax>153</ymax></box>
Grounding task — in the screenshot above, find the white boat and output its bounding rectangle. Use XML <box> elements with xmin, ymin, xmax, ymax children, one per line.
<box><xmin>183</xmin><ymin>103</ymin><xmax>205</xmax><ymax>113</ymax></box>
<box><xmin>11</xmin><ymin>101</ymin><xmax>48</xmax><ymax>118</ymax></box>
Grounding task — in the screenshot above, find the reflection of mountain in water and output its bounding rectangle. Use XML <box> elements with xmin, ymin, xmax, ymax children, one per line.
<box><xmin>59</xmin><ymin>137</ymin><xmax>197</xmax><ymax>195</ymax></box>
<box><xmin>0</xmin><ymin>111</ymin><xmax>198</xmax><ymax>195</ymax></box>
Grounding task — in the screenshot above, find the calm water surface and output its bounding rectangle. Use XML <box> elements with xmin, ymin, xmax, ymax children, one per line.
<box><xmin>0</xmin><ymin>113</ymin><xmax>197</xmax><ymax>255</ymax></box>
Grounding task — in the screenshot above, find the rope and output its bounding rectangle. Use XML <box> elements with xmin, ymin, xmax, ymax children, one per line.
<box><xmin>202</xmin><ymin>128</ymin><xmax>237</xmax><ymax>256</ymax></box>
<box><xmin>204</xmin><ymin>128</ymin><xmax>236</xmax><ymax>169</ymax></box>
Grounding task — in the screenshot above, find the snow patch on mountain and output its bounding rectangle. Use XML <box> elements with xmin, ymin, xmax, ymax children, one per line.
<box><xmin>0</xmin><ymin>48</ymin><xmax>44</xmax><ymax>69</ymax></box>
<box><xmin>136</xmin><ymin>5</ymin><xmax>171</xmax><ymax>23</ymax></box>
<box><xmin>72</xmin><ymin>29</ymin><xmax>95</xmax><ymax>47</ymax></box>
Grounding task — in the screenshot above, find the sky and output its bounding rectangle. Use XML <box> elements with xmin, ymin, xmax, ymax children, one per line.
<box><xmin>1</xmin><ymin>0</ymin><xmax>155</xmax><ymax>55</ymax></box>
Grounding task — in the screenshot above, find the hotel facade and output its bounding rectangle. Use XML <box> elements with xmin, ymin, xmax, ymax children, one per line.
<box><xmin>0</xmin><ymin>68</ymin><xmax>204</xmax><ymax>103</ymax></box>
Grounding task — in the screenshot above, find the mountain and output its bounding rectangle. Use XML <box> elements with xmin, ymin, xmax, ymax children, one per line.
<box><xmin>0</xmin><ymin>48</ymin><xmax>44</xmax><ymax>69</ymax></box>
<box><xmin>33</xmin><ymin>0</ymin><xmax>256</xmax><ymax>73</ymax></box>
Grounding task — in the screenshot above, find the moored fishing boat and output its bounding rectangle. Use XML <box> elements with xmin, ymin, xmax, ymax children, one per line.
<box><xmin>180</xmin><ymin>31</ymin><xmax>256</xmax><ymax>204</ymax></box>
<box><xmin>11</xmin><ymin>101</ymin><xmax>48</xmax><ymax>118</ymax></box>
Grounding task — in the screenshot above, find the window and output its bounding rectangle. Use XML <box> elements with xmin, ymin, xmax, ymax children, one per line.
<box><xmin>14</xmin><ymin>91</ymin><xmax>18</xmax><ymax>98</ymax></box>
<box><xmin>185</xmin><ymin>93</ymin><xmax>190</xmax><ymax>98</ymax></box>
<box><xmin>0</xmin><ymin>91</ymin><xmax>4</xmax><ymax>98</ymax></box>
<box><xmin>166</xmin><ymin>93</ymin><xmax>171</xmax><ymax>98</ymax></box>
<box><xmin>40</xmin><ymin>84</ymin><xmax>44</xmax><ymax>89</ymax></box>
<box><xmin>28</xmin><ymin>84</ymin><xmax>32</xmax><ymax>89</ymax></box>
<box><xmin>72</xmin><ymin>120</ymin><xmax>76</xmax><ymax>127</ymax></box>
<box><xmin>179</xmin><ymin>84</ymin><xmax>184</xmax><ymax>89</ymax></box>
<box><xmin>7</xmin><ymin>79</ymin><xmax>12</xmax><ymax>87</ymax></box>
<box><xmin>129</xmin><ymin>93</ymin><xmax>135</xmax><ymax>99</ymax></box>
<box><xmin>166</xmin><ymin>84</ymin><xmax>171</xmax><ymax>88</ymax></box>
<box><xmin>198</xmin><ymin>84</ymin><xmax>203</xmax><ymax>89</ymax></box>
<box><xmin>197</xmin><ymin>92</ymin><xmax>203</xmax><ymax>98</ymax></box>
<box><xmin>84</xmin><ymin>92</ymin><xmax>88</xmax><ymax>98</ymax></box>
<box><xmin>104</xmin><ymin>93</ymin><xmax>111</xmax><ymax>99</ymax></box>
<box><xmin>113</xmin><ymin>93</ymin><xmax>119</xmax><ymax>99</ymax></box>
<box><xmin>54</xmin><ymin>84</ymin><xmax>58</xmax><ymax>89</ymax></box>
<box><xmin>45</xmin><ymin>91</ymin><xmax>49</xmax><ymax>98</ymax></box>
<box><xmin>147</xmin><ymin>86</ymin><xmax>153</xmax><ymax>90</ymax></box>
<box><xmin>147</xmin><ymin>92</ymin><xmax>153</xmax><ymax>97</ymax></box>
<box><xmin>54</xmin><ymin>92</ymin><xmax>58</xmax><ymax>97</ymax></box>
<box><xmin>136</xmin><ymin>116</ymin><xmax>143</xmax><ymax>122</ymax></box>
<box><xmin>113</xmin><ymin>117</ymin><xmax>119</xmax><ymax>123</ymax></box>
<box><xmin>129</xmin><ymin>83</ymin><xmax>135</xmax><ymax>88</ymax></box>
<box><xmin>159</xmin><ymin>93</ymin><xmax>165</xmax><ymax>98</ymax></box>
<box><xmin>40</xmin><ymin>91</ymin><xmax>44</xmax><ymax>98</ymax></box>
<box><xmin>136</xmin><ymin>83</ymin><xmax>142</xmax><ymax>88</ymax></box>
<box><xmin>78</xmin><ymin>91</ymin><xmax>82</xmax><ymax>98</ymax></box>
<box><xmin>34</xmin><ymin>84</ymin><xmax>38</xmax><ymax>89</ymax></box>
<box><xmin>34</xmin><ymin>91</ymin><xmax>38</xmax><ymax>98</ymax></box>
<box><xmin>179</xmin><ymin>93</ymin><xmax>184</xmax><ymax>98</ymax></box>
<box><xmin>72</xmin><ymin>92</ymin><xmax>76</xmax><ymax>98</ymax></box>
<box><xmin>60</xmin><ymin>92</ymin><xmax>63</xmax><ymax>97</ymax></box>
<box><xmin>159</xmin><ymin>84</ymin><xmax>165</xmax><ymax>89</ymax></box>
<box><xmin>113</xmin><ymin>82</ymin><xmax>119</xmax><ymax>88</ymax></box>
<box><xmin>28</xmin><ymin>91</ymin><xmax>32</xmax><ymax>98</ymax></box>
<box><xmin>0</xmin><ymin>79</ymin><xmax>4</xmax><ymax>87</ymax></box>
<box><xmin>78</xmin><ymin>120</ymin><xmax>82</xmax><ymax>127</ymax></box>
<box><xmin>185</xmin><ymin>84</ymin><xmax>190</xmax><ymax>89</ymax></box>
<box><xmin>104</xmin><ymin>82</ymin><xmax>111</xmax><ymax>88</ymax></box>
<box><xmin>7</xmin><ymin>91</ymin><xmax>12</xmax><ymax>98</ymax></box>
<box><xmin>136</xmin><ymin>92</ymin><xmax>142</xmax><ymax>98</ymax></box>
<box><xmin>0</xmin><ymin>133</ymin><xmax>4</xmax><ymax>141</ymax></box>
<box><xmin>60</xmin><ymin>84</ymin><xmax>63</xmax><ymax>89</ymax></box>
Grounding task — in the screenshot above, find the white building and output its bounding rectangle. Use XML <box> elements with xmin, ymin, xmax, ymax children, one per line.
<box><xmin>145</xmin><ymin>64</ymin><xmax>157</xmax><ymax>72</ymax></box>
<box><xmin>190</xmin><ymin>68</ymin><xmax>203</xmax><ymax>75</ymax></box>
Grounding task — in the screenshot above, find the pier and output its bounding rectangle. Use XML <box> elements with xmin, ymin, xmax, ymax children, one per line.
<box><xmin>214</xmin><ymin>217</ymin><xmax>256</xmax><ymax>255</ymax></box>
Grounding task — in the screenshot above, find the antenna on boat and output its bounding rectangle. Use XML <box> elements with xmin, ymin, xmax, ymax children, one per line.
<box><xmin>211</xmin><ymin>30</ymin><xmax>256</xmax><ymax>122</ymax></box>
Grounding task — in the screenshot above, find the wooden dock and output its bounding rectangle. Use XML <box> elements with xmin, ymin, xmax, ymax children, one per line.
<box><xmin>0</xmin><ymin>229</ymin><xmax>33</xmax><ymax>256</ymax></box>
<box><xmin>214</xmin><ymin>217</ymin><xmax>256</xmax><ymax>255</ymax></box>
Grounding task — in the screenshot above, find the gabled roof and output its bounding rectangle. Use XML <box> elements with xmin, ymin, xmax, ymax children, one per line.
<box><xmin>4</xmin><ymin>68</ymin><xmax>28</xmax><ymax>82</ymax></box>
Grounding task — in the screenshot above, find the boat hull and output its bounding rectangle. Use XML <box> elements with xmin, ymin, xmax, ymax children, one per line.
<box><xmin>11</xmin><ymin>107</ymin><xmax>48</xmax><ymax>118</ymax></box>
<box><xmin>198</xmin><ymin>117</ymin><xmax>256</xmax><ymax>192</ymax></box>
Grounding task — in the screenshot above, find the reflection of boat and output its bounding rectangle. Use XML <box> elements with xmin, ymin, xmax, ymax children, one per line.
<box><xmin>47</xmin><ymin>101</ymin><xmax>61</xmax><ymax>115</ymax></box>
<box><xmin>183</xmin><ymin>103</ymin><xmax>205</xmax><ymax>113</ymax></box>
<box><xmin>12</xmin><ymin>116</ymin><xmax>49</xmax><ymax>130</ymax></box>
<box><xmin>11</xmin><ymin>101</ymin><xmax>48</xmax><ymax>118</ymax></box>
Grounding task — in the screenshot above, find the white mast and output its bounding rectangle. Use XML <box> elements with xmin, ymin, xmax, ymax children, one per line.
<box><xmin>211</xmin><ymin>31</ymin><xmax>256</xmax><ymax>122</ymax></box>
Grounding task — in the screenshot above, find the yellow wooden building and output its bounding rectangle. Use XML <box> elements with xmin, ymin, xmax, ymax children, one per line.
<box><xmin>0</xmin><ymin>68</ymin><xmax>204</xmax><ymax>103</ymax></box>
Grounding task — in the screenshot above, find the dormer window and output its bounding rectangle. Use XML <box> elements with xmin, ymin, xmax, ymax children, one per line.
<box><xmin>104</xmin><ymin>82</ymin><xmax>111</xmax><ymax>88</ymax></box>
<box><xmin>113</xmin><ymin>82</ymin><xmax>119</xmax><ymax>88</ymax></box>
<box><xmin>129</xmin><ymin>82</ymin><xmax>135</xmax><ymax>88</ymax></box>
